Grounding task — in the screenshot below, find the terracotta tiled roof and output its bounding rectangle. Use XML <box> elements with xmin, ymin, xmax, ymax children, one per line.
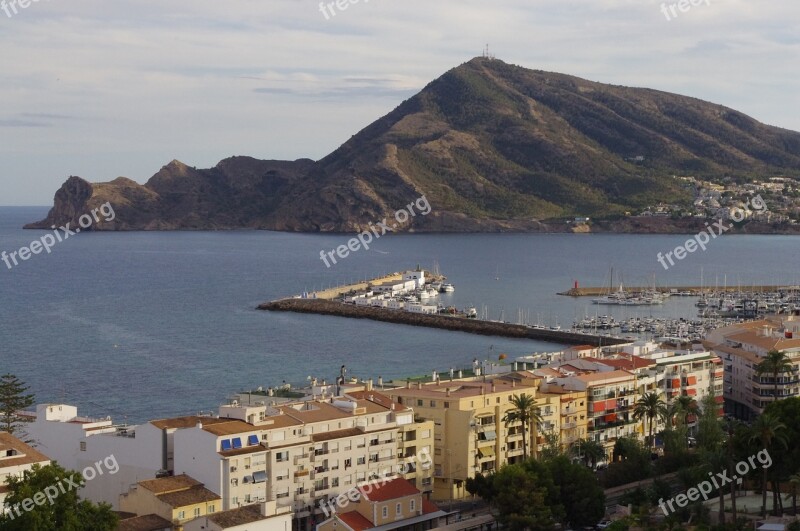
<box><xmin>0</xmin><ymin>432</ymin><xmax>51</xmax><ymax>469</ymax></box>
<box><xmin>202</xmin><ymin>420</ymin><xmax>257</xmax><ymax>436</ymax></box>
<box><xmin>157</xmin><ymin>485</ymin><xmax>219</xmax><ymax>508</ymax></box>
<box><xmin>346</xmin><ymin>391</ymin><xmax>412</xmax><ymax>413</ymax></box>
<box><xmin>138</xmin><ymin>474</ymin><xmax>201</xmax><ymax>495</ymax></box>
<box><xmin>422</xmin><ymin>499</ymin><xmax>441</xmax><ymax>514</ymax></box>
<box><xmin>574</xmin><ymin>370</ymin><xmax>634</xmax><ymax>384</ymax></box>
<box><xmin>338</xmin><ymin>511</ymin><xmax>374</xmax><ymax>531</ymax></box>
<box><xmin>116</xmin><ymin>513</ymin><xmax>173</xmax><ymax>531</ymax></box>
<box><xmin>206</xmin><ymin>504</ymin><xmax>270</xmax><ymax>527</ymax></box>
<box><xmin>311</xmin><ymin>427</ymin><xmax>364</xmax><ymax>442</ymax></box>
<box><xmin>359</xmin><ymin>477</ymin><xmax>419</xmax><ymax>502</ymax></box>
<box><xmin>149</xmin><ymin>416</ymin><xmax>230</xmax><ymax>430</ymax></box>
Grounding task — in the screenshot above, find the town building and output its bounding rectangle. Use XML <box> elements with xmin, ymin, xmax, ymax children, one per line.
<box><xmin>705</xmin><ymin>315</ymin><xmax>800</xmax><ymax>419</ymax></box>
<box><xmin>119</xmin><ymin>474</ymin><xmax>221</xmax><ymax>527</ymax></box>
<box><xmin>0</xmin><ymin>432</ymin><xmax>51</xmax><ymax>507</ymax></box>
<box><xmin>316</xmin><ymin>478</ymin><xmax>444</xmax><ymax>531</ymax></box>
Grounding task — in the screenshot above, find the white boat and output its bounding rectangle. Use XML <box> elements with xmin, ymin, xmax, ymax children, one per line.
<box><xmin>465</xmin><ymin>306</ymin><xmax>478</xmax><ymax>318</ymax></box>
<box><xmin>440</xmin><ymin>283</ymin><xmax>455</xmax><ymax>293</ymax></box>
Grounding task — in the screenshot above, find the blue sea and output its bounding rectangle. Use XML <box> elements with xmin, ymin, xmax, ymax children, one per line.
<box><xmin>1</xmin><ymin>206</ymin><xmax>798</xmax><ymax>423</ymax></box>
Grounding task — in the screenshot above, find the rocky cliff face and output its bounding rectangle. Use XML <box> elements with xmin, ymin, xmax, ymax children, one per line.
<box><xmin>29</xmin><ymin>58</ymin><xmax>800</xmax><ymax>232</ymax></box>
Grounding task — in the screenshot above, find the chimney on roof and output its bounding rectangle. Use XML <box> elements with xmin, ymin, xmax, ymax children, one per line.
<box><xmin>481</xmin><ymin>387</ymin><xmax>485</xmax><ymax>396</ymax></box>
<box><xmin>446</xmin><ymin>388</ymin><xmax>451</xmax><ymax>397</ymax></box>
<box><xmin>196</xmin><ymin>421</ymin><xmax>203</xmax><ymax>429</ymax></box>
<box><xmin>406</xmin><ymin>379</ymin><xmax>411</xmax><ymax>389</ymax></box>
<box><xmin>512</xmin><ymin>380</ymin><xmax>516</xmax><ymax>388</ymax></box>
<box><xmin>366</xmin><ymin>379</ymin><xmax>373</xmax><ymax>392</ymax></box>
<box><xmin>417</xmin><ymin>382</ymin><xmax>423</xmax><ymax>390</ymax></box>
<box><xmin>491</xmin><ymin>384</ymin><xmax>496</xmax><ymax>393</ymax></box>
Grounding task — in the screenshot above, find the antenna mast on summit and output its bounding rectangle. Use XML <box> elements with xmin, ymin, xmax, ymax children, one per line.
<box><xmin>482</xmin><ymin>44</ymin><xmax>495</xmax><ymax>60</ymax></box>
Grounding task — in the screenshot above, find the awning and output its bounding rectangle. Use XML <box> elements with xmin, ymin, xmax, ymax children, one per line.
<box><xmin>232</xmin><ymin>437</ymin><xmax>243</xmax><ymax>449</ymax></box>
<box><xmin>482</xmin><ymin>430</ymin><xmax>497</xmax><ymax>441</ymax></box>
<box><xmin>252</xmin><ymin>471</ymin><xmax>267</xmax><ymax>484</ymax></box>
<box><xmin>687</xmin><ymin>376</ymin><xmax>697</xmax><ymax>385</ymax></box>
<box><xmin>478</xmin><ymin>446</ymin><xmax>495</xmax><ymax>458</ymax></box>
<box><xmin>248</xmin><ymin>435</ymin><xmax>259</xmax><ymax>446</ymax></box>
<box><xmin>221</xmin><ymin>440</ymin><xmax>232</xmax><ymax>451</ymax></box>
<box><xmin>605</xmin><ymin>413</ymin><xmax>617</xmax><ymax>422</ymax></box>
<box><xmin>671</xmin><ymin>378</ymin><xmax>681</xmax><ymax>388</ymax></box>
<box><xmin>685</xmin><ymin>389</ymin><xmax>697</xmax><ymax>396</ymax></box>
<box><xmin>593</xmin><ymin>401</ymin><xmax>607</xmax><ymax>412</ymax></box>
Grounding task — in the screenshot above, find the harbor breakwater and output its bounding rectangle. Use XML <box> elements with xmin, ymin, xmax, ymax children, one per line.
<box><xmin>259</xmin><ymin>298</ymin><xmax>629</xmax><ymax>346</ymax></box>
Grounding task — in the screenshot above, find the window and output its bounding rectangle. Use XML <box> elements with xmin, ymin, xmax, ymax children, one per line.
<box><xmin>232</xmin><ymin>497</ymin><xmax>239</xmax><ymax>506</ymax></box>
<box><xmin>194</xmin><ymin>508</ymin><xmax>200</xmax><ymax>517</ymax></box>
<box><xmin>253</xmin><ymin>471</ymin><xmax>267</xmax><ymax>484</ymax></box>
<box><xmin>382</xmin><ymin>507</ymin><xmax>388</xmax><ymax>518</ymax></box>
<box><xmin>417</xmin><ymin>400</ymin><xmax>423</xmax><ymax>407</ymax></box>
<box><xmin>357</xmin><ymin>457</ymin><xmax>366</xmax><ymax>465</ymax></box>
<box><xmin>444</xmin><ymin>402</ymin><xmax>449</xmax><ymax>409</ymax></box>
<box><xmin>276</xmin><ymin>451</ymin><xmax>289</xmax><ymax>462</ymax></box>
<box><xmin>232</xmin><ymin>437</ymin><xmax>243</xmax><ymax>449</ymax></box>
<box><xmin>248</xmin><ymin>435</ymin><xmax>259</xmax><ymax>446</ymax></box>
<box><xmin>410</xmin><ymin>499</ymin><xmax>416</xmax><ymax>512</ymax></box>
<box><xmin>178</xmin><ymin>511</ymin><xmax>185</xmax><ymax>520</ymax></box>
<box><xmin>208</xmin><ymin>505</ymin><xmax>215</xmax><ymax>513</ymax></box>
<box><xmin>396</xmin><ymin>503</ymin><xmax>402</xmax><ymax>516</ymax></box>
<box><xmin>79</xmin><ymin>442</ymin><xmax>86</xmax><ymax>452</ymax></box>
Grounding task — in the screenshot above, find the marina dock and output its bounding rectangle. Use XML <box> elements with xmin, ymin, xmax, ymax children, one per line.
<box><xmin>259</xmin><ymin>298</ymin><xmax>629</xmax><ymax>346</ymax></box>
<box><xmin>558</xmin><ymin>285</ymin><xmax>797</xmax><ymax>297</ymax></box>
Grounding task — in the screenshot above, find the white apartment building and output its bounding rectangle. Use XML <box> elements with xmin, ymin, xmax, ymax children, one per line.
<box><xmin>23</xmin><ymin>404</ymin><xmax>165</xmax><ymax>508</ymax></box>
<box><xmin>705</xmin><ymin>315</ymin><xmax>800</xmax><ymax>420</ymax></box>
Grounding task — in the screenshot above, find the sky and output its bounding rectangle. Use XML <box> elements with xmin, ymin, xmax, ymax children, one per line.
<box><xmin>1</xmin><ymin>0</ymin><xmax>799</xmax><ymax>205</ymax></box>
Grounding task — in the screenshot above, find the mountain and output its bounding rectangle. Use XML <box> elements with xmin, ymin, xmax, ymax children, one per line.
<box><xmin>28</xmin><ymin>57</ymin><xmax>800</xmax><ymax>232</ymax></box>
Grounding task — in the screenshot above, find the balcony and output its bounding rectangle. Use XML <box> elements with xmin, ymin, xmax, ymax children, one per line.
<box><xmin>293</xmin><ymin>454</ymin><xmax>309</xmax><ymax>465</ymax></box>
<box><xmin>294</xmin><ymin>469</ymin><xmax>310</xmax><ymax>478</ymax></box>
<box><xmin>561</xmin><ymin>422</ymin><xmax>577</xmax><ymax>430</ymax></box>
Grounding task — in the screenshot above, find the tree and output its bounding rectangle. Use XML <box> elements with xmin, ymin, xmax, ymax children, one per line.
<box><xmin>0</xmin><ymin>463</ymin><xmax>118</xmax><ymax>530</ymax></box>
<box><xmin>673</xmin><ymin>395</ymin><xmax>697</xmax><ymax>430</ymax></box>
<box><xmin>749</xmin><ymin>413</ymin><xmax>788</xmax><ymax>517</ymax></box>
<box><xmin>696</xmin><ymin>393</ymin><xmax>724</xmax><ymax>452</ymax></box>
<box><xmin>467</xmin><ymin>457</ymin><xmax>604</xmax><ymax>529</ymax></box>
<box><xmin>502</xmin><ymin>394</ymin><xmax>542</xmax><ymax>460</ymax></box>
<box><xmin>473</xmin><ymin>463</ymin><xmax>556</xmax><ymax>531</ymax></box>
<box><xmin>540</xmin><ymin>456</ymin><xmax>605</xmax><ymax>527</ymax></box>
<box><xmin>633</xmin><ymin>392</ymin><xmax>666</xmax><ymax>449</ymax></box>
<box><xmin>571</xmin><ymin>438</ymin><xmax>605</xmax><ymax>469</ymax></box>
<box><xmin>755</xmin><ymin>350</ymin><xmax>794</xmax><ymax>403</ymax></box>
<box><xmin>0</xmin><ymin>374</ymin><xmax>35</xmax><ymax>439</ymax></box>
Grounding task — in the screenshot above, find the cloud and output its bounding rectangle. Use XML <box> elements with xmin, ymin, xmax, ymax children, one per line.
<box><xmin>1</xmin><ymin>0</ymin><xmax>799</xmax><ymax>204</ymax></box>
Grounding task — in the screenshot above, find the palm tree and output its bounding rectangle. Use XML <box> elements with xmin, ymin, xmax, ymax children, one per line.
<box><xmin>633</xmin><ymin>392</ymin><xmax>667</xmax><ymax>449</ymax></box>
<box><xmin>755</xmin><ymin>350</ymin><xmax>794</xmax><ymax>403</ymax></box>
<box><xmin>674</xmin><ymin>395</ymin><xmax>697</xmax><ymax>428</ymax></box>
<box><xmin>787</xmin><ymin>473</ymin><xmax>800</xmax><ymax>515</ymax></box>
<box><xmin>571</xmin><ymin>438</ymin><xmax>605</xmax><ymax>468</ymax></box>
<box><xmin>705</xmin><ymin>449</ymin><xmax>728</xmax><ymax>525</ymax></box>
<box><xmin>502</xmin><ymin>393</ymin><xmax>542</xmax><ymax>460</ymax></box>
<box><xmin>749</xmin><ymin>413</ymin><xmax>788</xmax><ymax>517</ymax></box>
